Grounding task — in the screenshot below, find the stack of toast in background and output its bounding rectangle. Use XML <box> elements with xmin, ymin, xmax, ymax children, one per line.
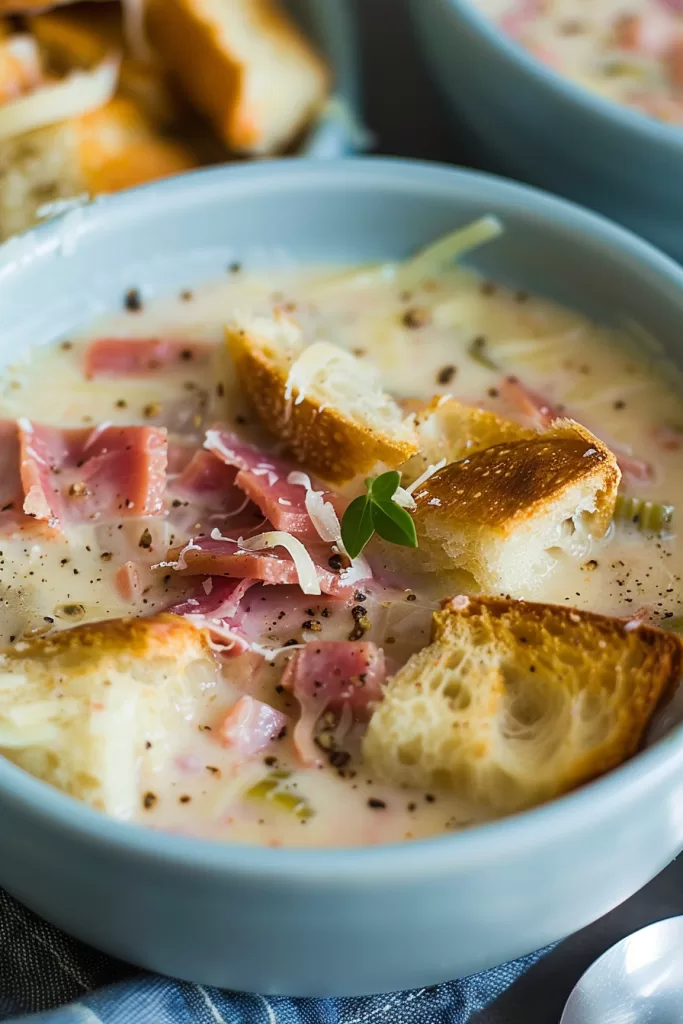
<box><xmin>0</xmin><ymin>0</ymin><xmax>330</xmax><ymax>239</ymax></box>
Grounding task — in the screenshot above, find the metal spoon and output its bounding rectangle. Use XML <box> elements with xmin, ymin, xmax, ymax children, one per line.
<box><xmin>560</xmin><ymin>916</ymin><xmax>683</xmax><ymax>1024</ymax></box>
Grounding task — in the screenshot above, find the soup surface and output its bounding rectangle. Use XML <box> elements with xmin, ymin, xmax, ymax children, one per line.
<box><xmin>476</xmin><ymin>0</ymin><xmax>683</xmax><ymax>124</ymax></box>
<box><xmin>0</xmin><ymin>254</ymin><xmax>681</xmax><ymax>846</ymax></box>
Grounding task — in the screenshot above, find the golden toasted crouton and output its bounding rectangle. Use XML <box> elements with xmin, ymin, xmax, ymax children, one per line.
<box><xmin>30</xmin><ymin>7</ymin><xmax>181</xmax><ymax>126</ymax></box>
<box><xmin>226</xmin><ymin>316</ymin><xmax>419</xmax><ymax>485</ymax></box>
<box><xmin>145</xmin><ymin>0</ymin><xmax>329</xmax><ymax>154</ymax></box>
<box><xmin>401</xmin><ymin>396</ymin><xmax>537</xmax><ymax>485</ymax></box>
<box><xmin>410</xmin><ymin>419</ymin><xmax>620</xmax><ymax>597</ymax></box>
<box><xmin>0</xmin><ymin>95</ymin><xmax>200</xmax><ymax>240</ymax></box>
<box><xmin>0</xmin><ymin>614</ymin><xmax>219</xmax><ymax>817</ymax></box>
<box><xmin>364</xmin><ymin>595</ymin><xmax>682</xmax><ymax>815</ymax></box>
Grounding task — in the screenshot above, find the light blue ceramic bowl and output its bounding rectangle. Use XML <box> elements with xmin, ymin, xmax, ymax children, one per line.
<box><xmin>2</xmin><ymin>159</ymin><xmax>683</xmax><ymax>997</ymax></box>
<box><xmin>407</xmin><ymin>0</ymin><xmax>683</xmax><ymax>263</ymax></box>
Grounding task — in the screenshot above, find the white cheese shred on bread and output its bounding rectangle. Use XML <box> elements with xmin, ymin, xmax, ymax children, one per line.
<box><xmin>226</xmin><ymin>315</ymin><xmax>419</xmax><ymax>484</ymax></box>
<box><xmin>363</xmin><ymin>595</ymin><xmax>683</xmax><ymax>815</ymax></box>
<box><xmin>0</xmin><ymin>614</ymin><xmax>219</xmax><ymax>818</ymax></box>
<box><xmin>409</xmin><ymin>419</ymin><xmax>621</xmax><ymax>599</ymax></box>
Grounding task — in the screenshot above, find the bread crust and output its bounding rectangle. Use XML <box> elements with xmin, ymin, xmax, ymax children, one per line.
<box><xmin>145</xmin><ymin>0</ymin><xmax>328</xmax><ymax>154</ymax></box>
<box><xmin>413</xmin><ymin>419</ymin><xmax>620</xmax><ymax>538</ymax></box>
<box><xmin>1</xmin><ymin>611</ymin><xmax>209</xmax><ymax>664</ymax></box>
<box><xmin>436</xmin><ymin>595</ymin><xmax>682</xmax><ymax>790</ymax></box>
<box><xmin>227</xmin><ymin>325</ymin><xmax>419</xmax><ymax>485</ymax></box>
<box><xmin>364</xmin><ymin>595</ymin><xmax>682</xmax><ymax>814</ymax></box>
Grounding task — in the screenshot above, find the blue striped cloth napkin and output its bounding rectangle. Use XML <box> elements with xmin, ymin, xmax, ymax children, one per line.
<box><xmin>0</xmin><ymin>888</ymin><xmax>551</xmax><ymax>1023</ymax></box>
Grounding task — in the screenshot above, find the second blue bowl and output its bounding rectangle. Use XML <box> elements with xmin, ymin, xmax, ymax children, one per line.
<box><xmin>407</xmin><ymin>0</ymin><xmax>683</xmax><ymax>263</ymax></box>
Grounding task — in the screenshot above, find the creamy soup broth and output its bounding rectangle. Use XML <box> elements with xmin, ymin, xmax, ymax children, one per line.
<box><xmin>477</xmin><ymin>0</ymin><xmax>683</xmax><ymax>123</ymax></box>
<box><xmin>1</xmin><ymin>261</ymin><xmax>681</xmax><ymax>846</ymax></box>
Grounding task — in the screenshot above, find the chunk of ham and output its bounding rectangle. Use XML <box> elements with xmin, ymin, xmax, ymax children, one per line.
<box><xmin>282</xmin><ymin>641</ymin><xmax>385</xmax><ymax>717</ymax></box>
<box><xmin>613</xmin><ymin>9</ymin><xmax>673</xmax><ymax>57</ymax></box>
<box><xmin>500</xmin><ymin>0</ymin><xmax>541</xmax><ymax>38</ymax></box>
<box><xmin>115</xmin><ymin>560</ymin><xmax>140</xmax><ymax>602</ymax></box>
<box><xmin>168</xmin><ymin>576</ymin><xmax>255</xmax><ymax>619</ymax></box>
<box><xmin>164</xmin><ymin>534</ymin><xmax>370</xmax><ymax>597</ymax></box>
<box><xmin>18</xmin><ymin>421</ymin><xmax>167</xmax><ymax>529</ymax></box>
<box><xmin>84</xmin><ymin>338</ymin><xmax>212</xmax><ymax>379</ymax></box>
<box><xmin>499</xmin><ymin>375</ymin><xmax>563</xmax><ymax>427</ymax></box>
<box><xmin>167</xmin><ymin>576</ymin><xmax>255</xmax><ymax>655</ymax></box>
<box><xmin>0</xmin><ymin>420</ymin><xmax>32</xmax><ymax>533</ymax></box>
<box><xmin>204</xmin><ymin>427</ymin><xmax>344</xmax><ymax>538</ymax></box>
<box><xmin>219</xmin><ymin>696</ymin><xmax>287</xmax><ymax>757</ymax></box>
<box><xmin>281</xmin><ymin>641</ymin><xmax>386</xmax><ymax>766</ymax></box>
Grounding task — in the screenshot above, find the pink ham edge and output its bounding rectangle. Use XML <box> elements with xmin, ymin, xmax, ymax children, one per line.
<box><xmin>281</xmin><ymin>641</ymin><xmax>386</xmax><ymax>766</ymax></box>
<box><xmin>0</xmin><ymin>420</ymin><xmax>41</xmax><ymax>533</ymax></box>
<box><xmin>204</xmin><ymin>426</ymin><xmax>344</xmax><ymax>537</ymax></box>
<box><xmin>500</xmin><ymin>0</ymin><xmax>540</xmax><ymax>37</ymax></box>
<box><xmin>115</xmin><ymin>560</ymin><xmax>141</xmax><ymax>602</ymax></box>
<box><xmin>174</xmin><ymin>448</ymin><xmax>238</xmax><ymax>497</ymax></box>
<box><xmin>17</xmin><ymin>421</ymin><xmax>168</xmax><ymax>529</ymax></box>
<box><xmin>168</xmin><ymin>577</ymin><xmax>256</xmax><ymax>656</ymax></box>
<box><xmin>168</xmin><ymin>576</ymin><xmax>256</xmax><ymax>618</ymax></box>
<box><xmin>166</xmin><ymin>535</ymin><xmax>369</xmax><ymax>597</ymax></box>
<box><xmin>219</xmin><ymin>695</ymin><xmax>287</xmax><ymax>757</ymax></box>
<box><xmin>84</xmin><ymin>338</ymin><xmax>212</xmax><ymax>379</ymax></box>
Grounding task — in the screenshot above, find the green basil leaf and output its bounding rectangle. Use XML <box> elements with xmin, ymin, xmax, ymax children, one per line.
<box><xmin>341</xmin><ymin>495</ymin><xmax>375</xmax><ymax>560</ymax></box>
<box><xmin>367</xmin><ymin>470</ymin><xmax>402</xmax><ymax>504</ymax></box>
<box><xmin>371</xmin><ymin>502</ymin><xmax>418</xmax><ymax>550</ymax></box>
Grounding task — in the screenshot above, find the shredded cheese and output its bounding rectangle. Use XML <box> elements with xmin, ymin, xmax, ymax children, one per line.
<box><xmin>284</xmin><ymin>341</ymin><xmax>350</xmax><ymax>405</ymax></box>
<box><xmin>286</xmin><ymin>470</ymin><xmax>344</xmax><ymax>545</ymax></box>
<box><xmin>392</xmin><ymin>486</ymin><xmax>417</xmax><ymax>511</ymax></box>
<box><xmin>0</xmin><ymin>56</ymin><xmax>120</xmax><ymax>142</ymax></box>
<box><xmin>406</xmin><ymin>458</ymin><xmax>447</xmax><ymax>495</ymax></box>
<box><xmin>239</xmin><ymin>531</ymin><xmax>321</xmax><ymax>596</ymax></box>
<box><xmin>249</xmin><ymin>641</ymin><xmax>307</xmax><ymax>662</ymax></box>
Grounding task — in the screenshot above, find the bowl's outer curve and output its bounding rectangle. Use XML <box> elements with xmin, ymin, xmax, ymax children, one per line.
<box><xmin>407</xmin><ymin>0</ymin><xmax>683</xmax><ymax>262</ymax></box>
<box><xmin>2</xmin><ymin>160</ymin><xmax>683</xmax><ymax>995</ymax></box>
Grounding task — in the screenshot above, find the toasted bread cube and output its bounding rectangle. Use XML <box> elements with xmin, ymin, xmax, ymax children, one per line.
<box><xmin>402</xmin><ymin>396</ymin><xmax>537</xmax><ymax>485</ymax></box>
<box><xmin>30</xmin><ymin>7</ymin><xmax>181</xmax><ymax>126</ymax></box>
<box><xmin>0</xmin><ymin>96</ymin><xmax>200</xmax><ymax>240</ymax></box>
<box><xmin>411</xmin><ymin>420</ymin><xmax>620</xmax><ymax>597</ymax></box>
<box><xmin>145</xmin><ymin>0</ymin><xmax>329</xmax><ymax>154</ymax></box>
<box><xmin>0</xmin><ymin>614</ymin><xmax>219</xmax><ymax>817</ymax></box>
<box><xmin>226</xmin><ymin>316</ymin><xmax>419</xmax><ymax>485</ymax></box>
<box><xmin>364</xmin><ymin>595</ymin><xmax>682</xmax><ymax>815</ymax></box>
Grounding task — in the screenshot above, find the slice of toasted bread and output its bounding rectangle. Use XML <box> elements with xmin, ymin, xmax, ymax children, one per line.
<box><xmin>410</xmin><ymin>419</ymin><xmax>620</xmax><ymax>597</ymax></box>
<box><xmin>363</xmin><ymin>595</ymin><xmax>682</xmax><ymax>815</ymax></box>
<box><xmin>145</xmin><ymin>0</ymin><xmax>329</xmax><ymax>154</ymax></box>
<box><xmin>401</xmin><ymin>396</ymin><xmax>537</xmax><ymax>485</ymax></box>
<box><xmin>0</xmin><ymin>95</ymin><xmax>200</xmax><ymax>240</ymax></box>
<box><xmin>0</xmin><ymin>613</ymin><xmax>219</xmax><ymax>817</ymax></box>
<box><xmin>226</xmin><ymin>315</ymin><xmax>420</xmax><ymax>485</ymax></box>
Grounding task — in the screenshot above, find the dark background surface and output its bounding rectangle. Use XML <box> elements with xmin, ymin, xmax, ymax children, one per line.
<box><xmin>350</xmin><ymin>1</ymin><xmax>683</xmax><ymax>1020</ymax></box>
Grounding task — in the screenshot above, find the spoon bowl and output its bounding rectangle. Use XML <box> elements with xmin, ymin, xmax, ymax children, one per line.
<box><xmin>561</xmin><ymin>916</ymin><xmax>683</xmax><ymax>1024</ymax></box>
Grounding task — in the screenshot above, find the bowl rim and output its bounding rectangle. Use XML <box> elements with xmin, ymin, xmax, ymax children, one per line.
<box><xmin>441</xmin><ymin>0</ymin><xmax>683</xmax><ymax>154</ymax></box>
<box><xmin>2</xmin><ymin>155</ymin><xmax>683</xmax><ymax>879</ymax></box>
